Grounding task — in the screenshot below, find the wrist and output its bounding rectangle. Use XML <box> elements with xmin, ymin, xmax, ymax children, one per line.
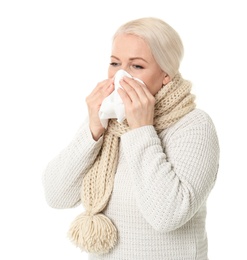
<box><xmin>90</xmin><ymin>125</ymin><xmax>105</xmax><ymax>141</ymax></box>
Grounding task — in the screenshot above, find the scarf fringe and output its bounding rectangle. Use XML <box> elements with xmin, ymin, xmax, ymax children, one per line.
<box><xmin>68</xmin><ymin>213</ymin><xmax>118</xmax><ymax>254</ymax></box>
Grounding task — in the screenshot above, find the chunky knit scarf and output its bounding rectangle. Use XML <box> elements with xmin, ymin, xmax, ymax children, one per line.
<box><xmin>68</xmin><ymin>73</ymin><xmax>196</xmax><ymax>254</ymax></box>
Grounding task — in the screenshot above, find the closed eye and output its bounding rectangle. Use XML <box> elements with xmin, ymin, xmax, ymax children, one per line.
<box><xmin>109</xmin><ymin>62</ymin><xmax>120</xmax><ymax>67</ymax></box>
<box><xmin>132</xmin><ymin>64</ymin><xmax>144</xmax><ymax>69</ymax></box>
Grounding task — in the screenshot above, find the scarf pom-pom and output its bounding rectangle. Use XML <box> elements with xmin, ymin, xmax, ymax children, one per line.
<box><xmin>68</xmin><ymin>212</ymin><xmax>118</xmax><ymax>254</ymax></box>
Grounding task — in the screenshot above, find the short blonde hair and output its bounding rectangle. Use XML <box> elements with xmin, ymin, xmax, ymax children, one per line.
<box><xmin>113</xmin><ymin>17</ymin><xmax>184</xmax><ymax>79</ymax></box>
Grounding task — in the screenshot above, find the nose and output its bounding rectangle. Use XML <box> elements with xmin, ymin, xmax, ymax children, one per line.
<box><xmin>120</xmin><ymin>66</ymin><xmax>131</xmax><ymax>75</ymax></box>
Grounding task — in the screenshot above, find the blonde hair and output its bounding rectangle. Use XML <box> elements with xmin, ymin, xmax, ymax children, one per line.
<box><xmin>113</xmin><ymin>17</ymin><xmax>184</xmax><ymax>79</ymax></box>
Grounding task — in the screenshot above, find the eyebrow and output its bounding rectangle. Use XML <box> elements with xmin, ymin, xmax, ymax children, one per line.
<box><xmin>110</xmin><ymin>55</ymin><xmax>148</xmax><ymax>63</ymax></box>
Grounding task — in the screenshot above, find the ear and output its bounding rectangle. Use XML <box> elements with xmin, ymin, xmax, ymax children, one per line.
<box><xmin>162</xmin><ymin>73</ymin><xmax>171</xmax><ymax>85</ymax></box>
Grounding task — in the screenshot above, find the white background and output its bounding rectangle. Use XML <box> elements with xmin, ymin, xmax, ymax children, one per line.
<box><xmin>0</xmin><ymin>0</ymin><xmax>246</xmax><ymax>259</ymax></box>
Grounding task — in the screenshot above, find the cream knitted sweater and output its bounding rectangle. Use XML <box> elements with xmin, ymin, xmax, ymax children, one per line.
<box><xmin>42</xmin><ymin>109</ymin><xmax>219</xmax><ymax>260</ymax></box>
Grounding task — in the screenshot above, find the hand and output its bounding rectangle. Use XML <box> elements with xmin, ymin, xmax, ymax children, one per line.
<box><xmin>86</xmin><ymin>78</ymin><xmax>114</xmax><ymax>140</ymax></box>
<box><xmin>117</xmin><ymin>77</ymin><xmax>155</xmax><ymax>129</ymax></box>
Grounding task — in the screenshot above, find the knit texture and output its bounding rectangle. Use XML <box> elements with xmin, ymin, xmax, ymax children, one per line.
<box><xmin>42</xmin><ymin>108</ymin><xmax>219</xmax><ymax>260</ymax></box>
<box><xmin>67</xmin><ymin>73</ymin><xmax>196</xmax><ymax>254</ymax></box>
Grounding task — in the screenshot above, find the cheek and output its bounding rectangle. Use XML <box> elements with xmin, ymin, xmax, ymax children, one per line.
<box><xmin>108</xmin><ymin>68</ymin><xmax>118</xmax><ymax>79</ymax></box>
<box><xmin>146</xmin><ymin>80</ymin><xmax>163</xmax><ymax>95</ymax></box>
<box><xmin>142</xmin><ymin>71</ymin><xmax>164</xmax><ymax>95</ymax></box>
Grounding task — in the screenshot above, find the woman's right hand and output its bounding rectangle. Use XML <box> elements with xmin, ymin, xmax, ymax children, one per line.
<box><xmin>85</xmin><ymin>78</ymin><xmax>114</xmax><ymax>141</ymax></box>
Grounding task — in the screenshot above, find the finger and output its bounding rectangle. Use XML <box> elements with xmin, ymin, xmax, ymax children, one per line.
<box><xmin>127</xmin><ymin>77</ymin><xmax>156</xmax><ymax>103</ymax></box>
<box><xmin>121</xmin><ymin>77</ymin><xmax>150</xmax><ymax>102</ymax></box>
<box><xmin>102</xmin><ymin>83</ymin><xmax>114</xmax><ymax>98</ymax></box>
<box><xmin>86</xmin><ymin>81</ymin><xmax>114</xmax><ymax>106</ymax></box>
<box><xmin>117</xmin><ymin>87</ymin><xmax>132</xmax><ymax>107</ymax></box>
<box><xmin>91</xmin><ymin>78</ymin><xmax>114</xmax><ymax>95</ymax></box>
<box><xmin>120</xmin><ymin>78</ymin><xmax>141</xmax><ymax>103</ymax></box>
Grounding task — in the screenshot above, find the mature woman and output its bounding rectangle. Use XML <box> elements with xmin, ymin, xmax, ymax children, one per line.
<box><xmin>42</xmin><ymin>17</ymin><xmax>220</xmax><ymax>260</ymax></box>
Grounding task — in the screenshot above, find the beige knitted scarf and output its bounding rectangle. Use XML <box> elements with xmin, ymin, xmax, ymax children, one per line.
<box><xmin>68</xmin><ymin>73</ymin><xmax>196</xmax><ymax>254</ymax></box>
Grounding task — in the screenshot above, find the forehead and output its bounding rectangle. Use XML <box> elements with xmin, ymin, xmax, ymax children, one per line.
<box><xmin>112</xmin><ymin>34</ymin><xmax>152</xmax><ymax>58</ymax></box>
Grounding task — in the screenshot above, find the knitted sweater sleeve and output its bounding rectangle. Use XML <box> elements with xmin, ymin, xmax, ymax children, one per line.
<box><xmin>120</xmin><ymin>110</ymin><xmax>219</xmax><ymax>232</ymax></box>
<box><xmin>42</xmin><ymin>123</ymin><xmax>103</xmax><ymax>209</ymax></box>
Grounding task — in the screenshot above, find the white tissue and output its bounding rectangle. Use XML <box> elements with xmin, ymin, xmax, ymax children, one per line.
<box><xmin>99</xmin><ymin>69</ymin><xmax>144</xmax><ymax>128</ymax></box>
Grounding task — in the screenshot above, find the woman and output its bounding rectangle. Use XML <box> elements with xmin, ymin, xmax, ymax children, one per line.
<box><xmin>42</xmin><ymin>17</ymin><xmax>220</xmax><ymax>260</ymax></box>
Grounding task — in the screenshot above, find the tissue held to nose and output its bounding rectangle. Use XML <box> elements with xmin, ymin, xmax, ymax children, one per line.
<box><xmin>99</xmin><ymin>69</ymin><xmax>144</xmax><ymax>128</ymax></box>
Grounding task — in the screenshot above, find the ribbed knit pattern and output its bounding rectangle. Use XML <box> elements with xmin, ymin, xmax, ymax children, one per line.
<box><xmin>42</xmin><ymin>108</ymin><xmax>219</xmax><ymax>260</ymax></box>
<box><xmin>67</xmin><ymin>73</ymin><xmax>196</xmax><ymax>254</ymax></box>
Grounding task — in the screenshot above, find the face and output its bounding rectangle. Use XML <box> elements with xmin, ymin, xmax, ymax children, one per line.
<box><xmin>108</xmin><ymin>33</ymin><xmax>170</xmax><ymax>95</ymax></box>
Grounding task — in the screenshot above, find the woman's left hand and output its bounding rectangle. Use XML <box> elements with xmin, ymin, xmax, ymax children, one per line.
<box><xmin>117</xmin><ymin>76</ymin><xmax>155</xmax><ymax>129</ymax></box>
